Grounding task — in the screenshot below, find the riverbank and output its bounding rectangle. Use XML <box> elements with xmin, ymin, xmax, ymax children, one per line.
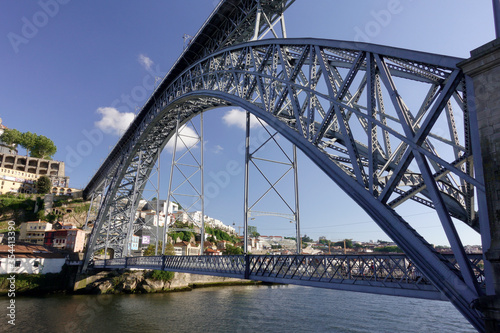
<box><xmin>73</xmin><ymin>269</ymin><xmax>258</xmax><ymax>294</ymax></box>
<box><xmin>0</xmin><ymin>268</ymin><xmax>259</xmax><ymax>296</ymax></box>
<box><xmin>0</xmin><ymin>265</ymin><xmax>77</xmax><ymax>296</ymax></box>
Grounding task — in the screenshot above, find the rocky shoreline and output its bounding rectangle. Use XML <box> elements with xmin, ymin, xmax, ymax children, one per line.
<box><xmin>75</xmin><ymin>270</ymin><xmax>258</xmax><ymax>294</ymax></box>
<box><xmin>1</xmin><ymin>269</ymin><xmax>259</xmax><ymax>296</ymax></box>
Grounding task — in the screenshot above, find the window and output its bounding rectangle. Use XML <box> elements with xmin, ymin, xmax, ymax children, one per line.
<box><xmin>15</xmin><ymin>261</ymin><xmax>21</xmax><ymax>267</ymax></box>
<box><xmin>33</xmin><ymin>261</ymin><xmax>40</xmax><ymax>267</ymax></box>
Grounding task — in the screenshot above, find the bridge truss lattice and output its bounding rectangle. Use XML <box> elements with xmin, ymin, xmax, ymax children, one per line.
<box><xmin>82</xmin><ymin>1</ymin><xmax>491</xmax><ymax>331</ymax></box>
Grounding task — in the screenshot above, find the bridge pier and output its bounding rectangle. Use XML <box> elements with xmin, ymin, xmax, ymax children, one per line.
<box><xmin>460</xmin><ymin>38</ymin><xmax>500</xmax><ymax>332</ymax></box>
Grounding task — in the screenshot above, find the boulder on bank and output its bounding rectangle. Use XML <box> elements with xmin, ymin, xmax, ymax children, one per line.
<box><xmin>76</xmin><ymin>270</ymin><xmax>247</xmax><ymax>294</ymax></box>
<box><xmin>138</xmin><ymin>278</ymin><xmax>165</xmax><ymax>293</ymax></box>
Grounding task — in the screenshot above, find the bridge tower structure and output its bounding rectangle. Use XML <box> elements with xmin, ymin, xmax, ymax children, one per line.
<box><xmin>82</xmin><ymin>1</ymin><xmax>496</xmax><ymax>331</ymax></box>
<box><xmin>458</xmin><ymin>3</ymin><xmax>500</xmax><ymax>328</ymax></box>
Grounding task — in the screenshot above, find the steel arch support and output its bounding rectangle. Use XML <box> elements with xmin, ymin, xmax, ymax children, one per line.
<box><xmin>83</xmin><ymin>39</ymin><xmax>487</xmax><ymax>331</ymax></box>
<box><xmin>196</xmin><ymin>91</ymin><xmax>483</xmax><ymax>330</ymax></box>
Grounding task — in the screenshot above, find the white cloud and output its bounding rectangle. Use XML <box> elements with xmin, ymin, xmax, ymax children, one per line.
<box><xmin>138</xmin><ymin>54</ymin><xmax>154</xmax><ymax>71</ymax></box>
<box><xmin>222</xmin><ymin>108</ymin><xmax>261</xmax><ymax>130</ymax></box>
<box><xmin>165</xmin><ymin>125</ymin><xmax>200</xmax><ymax>152</ymax></box>
<box><xmin>95</xmin><ymin>107</ymin><xmax>135</xmax><ymax>135</ymax></box>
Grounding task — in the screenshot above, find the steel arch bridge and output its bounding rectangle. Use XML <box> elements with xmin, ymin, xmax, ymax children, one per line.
<box><xmin>82</xmin><ymin>1</ymin><xmax>492</xmax><ymax>331</ymax></box>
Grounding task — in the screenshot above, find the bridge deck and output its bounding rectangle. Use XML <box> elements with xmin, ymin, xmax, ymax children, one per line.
<box><xmin>92</xmin><ymin>254</ymin><xmax>484</xmax><ymax>301</ymax></box>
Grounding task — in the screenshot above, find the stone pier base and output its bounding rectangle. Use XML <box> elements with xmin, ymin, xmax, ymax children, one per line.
<box><xmin>460</xmin><ymin>38</ymin><xmax>500</xmax><ymax>332</ymax></box>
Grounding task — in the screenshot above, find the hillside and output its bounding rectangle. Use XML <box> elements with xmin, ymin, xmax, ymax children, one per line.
<box><xmin>0</xmin><ymin>194</ymin><xmax>90</xmax><ymax>232</ymax></box>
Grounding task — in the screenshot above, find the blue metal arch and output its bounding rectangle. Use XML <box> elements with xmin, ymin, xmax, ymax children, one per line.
<box><xmin>179</xmin><ymin>90</ymin><xmax>483</xmax><ymax>329</ymax></box>
<box><xmin>84</xmin><ymin>39</ymin><xmax>487</xmax><ymax>331</ymax></box>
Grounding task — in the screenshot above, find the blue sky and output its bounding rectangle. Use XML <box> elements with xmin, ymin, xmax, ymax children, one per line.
<box><xmin>0</xmin><ymin>1</ymin><xmax>495</xmax><ymax>245</ymax></box>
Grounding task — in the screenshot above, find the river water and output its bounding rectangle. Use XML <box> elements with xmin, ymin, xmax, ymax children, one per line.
<box><xmin>3</xmin><ymin>284</ymin><xmax>476</xmax><ymax>333</ymax></box>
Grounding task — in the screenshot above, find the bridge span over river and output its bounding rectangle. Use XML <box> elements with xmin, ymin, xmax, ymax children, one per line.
<box><xmin>80</xmin><ymin>1</ymin><xmax>500</xmax><ymax>331</ymax></box>
<box><xmin>92</xmin><ymin>253</ymin><xmax>485</xmax><ymax>302</ymax></box>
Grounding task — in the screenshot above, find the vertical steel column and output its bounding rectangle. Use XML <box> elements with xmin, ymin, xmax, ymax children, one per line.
<box><xmin>85</xmin><ymin>178</ymin><xmax>109</xmax><ymax>230</ymax></box>
<box><xmin>280</xmin><ymin>13</ymin><xmax>287</xmax><ymax>38</ymax></box>
<box><xmin>200</xmin><ymin>113</ymin><xmax>205</xmax><ymax>254</ymax></box>
<box><xmin>164</xmin><ymin>113</ymin><xmax>180</xmax><ymax>254</ymax></box>
<box><xmin>124</xmin><ymin>151</ymin><xmax>142</xmax><ymax>257</ymax></box>
<box><xmin>244</xmin><ymin>111</ymin><xmax>251</xmax><ymax>254</ymax></box>
<box><xmin>104</xmin><ymin>207</ymin><xmax>113</xmax><ymax>260</ymax></box>
<box><xmin>155</xmin><ymin>156</ymin><xmax>161</xmax><ymax>256</ymax></box>
<box><xmin>252</xmin><ymin>0</ymin><xmax>262</xmax><ymax>41</ymax></box>
<box><xmin>83</xmin><ymin>192</ymin><xmax>95</xmax><ymax>230</ymax></box>
<box><xmin>293</xmin><ymin>145</ymin><xmax>301</xmax><ymax>254</ymax></box>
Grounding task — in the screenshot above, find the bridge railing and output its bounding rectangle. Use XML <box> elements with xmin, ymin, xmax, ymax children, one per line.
<box><xmin>126</xmin><ymin>256</ymin><xmax>163</xmax><ymax>269</ymax></box>
<box><xmin>163</xmin><ymin>255</ymin><xmax>246</xmax><ymax>278</ymax></box>
<box><xmin>92</xmin><ymin>254</ymin><xmax>485</xmax><ymax>294</ymax></box>
<box><xmin>443</xmin><ymin>254</ymin><xmax>486</xmax><ymax>289</ymax></box>
<box><xmin>248</xmin><ymin>254</ymin><xmax>424</xmax><ymax>284</ymax></box>
<box><xmin>248</xmin><ymin>254</ymin><xmax>484</xmax><ymax>283</ymax></box>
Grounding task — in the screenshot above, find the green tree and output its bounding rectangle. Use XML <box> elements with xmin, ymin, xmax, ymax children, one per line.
<box><xmin>144</xmin><ymin>242</ymin><xmax>176</xmax><ymax>256</ymax></box>
<box><xmin>0</xmin><ymin>128</ymin><xmax>21</xmax><ymax>145</ymax></box>
<box><xmin>165</xmin><ymin>243</ymin><xmax>175</xmax><ymax>255</ymax></box>
<box><xmin>375</xmin><ymin>246</ymin><xmax>403</xmax><ymax>253</ymax></box>
<box><xmin>223</xmin><ymin>244</ymin><xmax>243</xmax><ymax>255</ymax></box>
<box><xmin>302</xmin><ymin>235</ymin><xmax>314</xmax><ymax>243</ymax></box>
<box><xmin>143</xmin><ymin>244</ymin><xmax>157</xmax><ymax>256</ymax></box>
<box><xmin>250</xmin><ymin>230</ymin><xmax>260</xmax><ymax>238</ymax></box>
<box><xmin>0</xmin><ymin>129</ymin><xmax>57</xmax><ymax>159</ymax></box>
<box><xmin>319</xmin><ymin>238</ymin><xmax>330</xmax><ymax>245</ymax></box>
<box><xmin>32</xmin><ymin>135</ymin><xmax>57</xmax><ymax>159</ymax></box>
<box><xmin>20</xmin><ymin>131</ymin><xmax>37</xmax><ymax>156</ymax></box>
<box><xmin>181</xmin><ymin>231</ymin><xmax>193</xmax><ymax>242</ymax></box>
<box><xmin>36</xmin><ymin>176</ymin><xmax>52</xmax><ymax>194</ymax></box>
<box><xmin>333</xmin><ymin>239</ymin><xmax>353</xmax><ymax>248</ymax></box>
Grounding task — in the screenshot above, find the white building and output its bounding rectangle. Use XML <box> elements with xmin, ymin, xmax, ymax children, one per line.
<box><xmin>0</xmin><ymin>244</ymin><xmax>66</xmax><ymax>274</ymax></box>
<box><xmin>172</xmin><ymin>241</ymin><xmax>200</xmax><ymax>256</ymax></box>
<box><xmin>175</xmin><ymin>211</ymin><xmax>236</xmax><ymax>234</ymax></box>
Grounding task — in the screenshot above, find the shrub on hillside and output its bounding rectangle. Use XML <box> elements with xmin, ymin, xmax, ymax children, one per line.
<box><xmin>150</xmin><ymin>270</ymin><xmax>175</xmax><ymax>282</ymax></box>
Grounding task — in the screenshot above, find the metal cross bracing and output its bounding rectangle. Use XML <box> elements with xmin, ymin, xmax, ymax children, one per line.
<box><xmin>244</xmin><ymin>114</ymin><xmax>301</xmax><ymax>254</ymax></box>
<box><xmin>92</xmin><ymin>253</ymin><xmax>485</xmax><ymax>301</ymax></box>
<box><xmin>82</xmin><ymin>38</ymin><xmax>490</xmax><ymax>330</ymax></box>
<box><xmin>163</xmin><ymin>114</ymin><xmax>205</xmax><ymax>253</ymax></box>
